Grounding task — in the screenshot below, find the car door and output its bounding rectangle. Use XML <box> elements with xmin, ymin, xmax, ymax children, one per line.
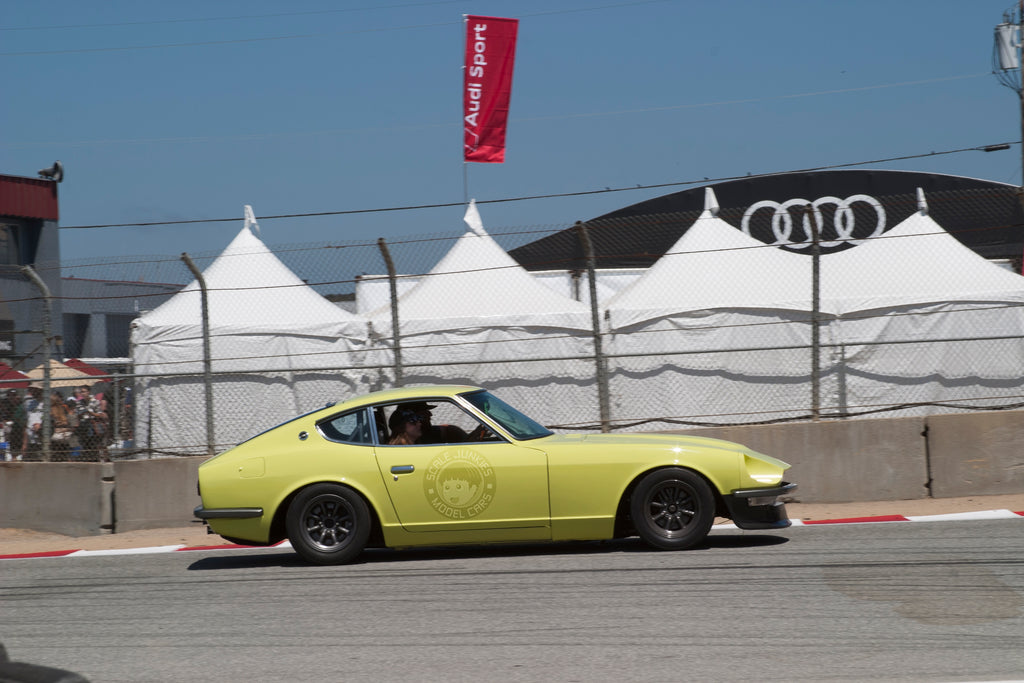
<box><xmin>374</xmin><ymin>400</ymin><xmax>550</xmax><ymax>534</ymax></box>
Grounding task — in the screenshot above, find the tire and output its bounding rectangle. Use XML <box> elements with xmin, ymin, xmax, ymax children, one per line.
<box><xmin>286</xmin><ymin>483</ymin><xmax>371</xmax><ymax>565</ymax></box>
<box><xmin>630</xmin><ymin>468</ymin><xmax>715</xmax><ymax>550</ymax></box>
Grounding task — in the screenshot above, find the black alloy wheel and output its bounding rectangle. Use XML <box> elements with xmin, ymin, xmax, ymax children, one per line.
<box><xmin>630</xmin><ymin>467</ymin><xmax>714</xmax><ymax>550</ymax></box>
<box><xmin>286</xmin><ymin>483</ymin><xmax>371</xmax><ymax>565</ymax></box>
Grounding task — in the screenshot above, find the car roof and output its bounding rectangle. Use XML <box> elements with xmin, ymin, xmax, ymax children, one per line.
<box><xmin>332</xmin><ymin>384</ymin><xmax>484</xmax><ymax>412</ymax></box>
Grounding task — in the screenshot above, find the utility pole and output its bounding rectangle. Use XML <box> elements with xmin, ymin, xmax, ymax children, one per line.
<box><xmin>995</xmin><ymin>1</ymin><xmax>1024</xmax><ymax>271</ymax></box>
<box><xmin>1019</xmin><ymin>0</ymin><xmax>1024</xmax><ymax>203</ymax></box>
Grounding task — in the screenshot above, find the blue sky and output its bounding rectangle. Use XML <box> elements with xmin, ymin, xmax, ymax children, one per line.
<box><xmin>2</xmin><ymin>0</ymin><xmax>1022</xmax><ymax>262</ymax></box>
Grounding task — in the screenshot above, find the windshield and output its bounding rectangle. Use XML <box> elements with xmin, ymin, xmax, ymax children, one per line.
<box><xmin>462</xmin><ymin>390</ymin><xmax>553</xmax><ymax>441</ymax></box>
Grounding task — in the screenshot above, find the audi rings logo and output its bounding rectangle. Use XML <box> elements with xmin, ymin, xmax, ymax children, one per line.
<box><xmin>740</xmin><ymin>194</ymin><xmax>886</xmax><ymax>250</ymax></box>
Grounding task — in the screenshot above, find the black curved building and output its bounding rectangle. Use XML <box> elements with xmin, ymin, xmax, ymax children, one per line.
<box><xmin>510</xmin><ymin>170</ymin><xmax>1024</xmax><ymax>272</ymax></box>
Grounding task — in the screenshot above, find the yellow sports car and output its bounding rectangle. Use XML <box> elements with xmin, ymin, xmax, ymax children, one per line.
<box><xmin>194</xmin><ymin>385</ymin><xmax>795</xmax><ymax>565</ymax></box>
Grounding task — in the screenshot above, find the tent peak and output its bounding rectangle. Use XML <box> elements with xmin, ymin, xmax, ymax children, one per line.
<box><xmin>704</xmin><ymin>187</ymin><xmax>720</xmax><ymax>217</ymax></box>
<box><xmin>916</xmin><ymin>188</ymin><xmax>928</xmax><ymax>216</ymax></box>
<box><xmin>244</xmin><ymin>204</ymin><xmax>260</xmax><ymax>236</ymax></box>
<box><xmin>463</xmin><ymin>199</ymin><xmax>487</xmax><ymax>236</ymax></box>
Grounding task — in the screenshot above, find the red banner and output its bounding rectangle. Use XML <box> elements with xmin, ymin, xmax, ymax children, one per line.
<box><xmin>463</xmin><ymin>15</ymin><xmax>518</xmax><ymax>163</ymax></box>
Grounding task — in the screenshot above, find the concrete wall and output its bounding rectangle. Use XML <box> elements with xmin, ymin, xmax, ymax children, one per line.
<box><xmin>1</xmin><ymin>412</ymin><xmax>1022</xmax><ymax>536</ymax></box>
<box><xmin>0</xmin><ymin>457</ymin><xmax>204</xmax><ymax>537</ymax></box>
<box><xmin>0</xmin><ymin>461</ymin><xmax>114</xmax><ymax>536</ymax></box>
<box><xmin>682</xmin><ymin>416</ymin><xmax>929</xmax><ymax>503</ymax></box>
<box><xmin>926</xmin><ymin>411</ymin><xmax>1024</xmax><ymax>497</ymax></box>
<box><xmin>113</xmin><ymin>457</ymin><xmax>204</xmax><ymax>532</ymax></box>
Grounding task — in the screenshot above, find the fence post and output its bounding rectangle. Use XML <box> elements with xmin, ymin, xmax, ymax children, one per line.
<box><xmin>20</xmin><ymin>266</ymin><xmax>53</xmax><ymax>461</ymax></box>
<box><xmin>110</xmin><ymin>375</ymin><xmax>121</xmax><ymax>451</ymax></box>
<box><xmin>806</xmin><ymin>205</ymin><xmax>821</xmax><ymax>421</ymax></box>
<box><xmin>181</xmin><ymin>253</ymin><xmax>215</xmax><ymax>456</ymax></box>
<box><xmin>377</xmin><ymin>238</ymin><xmax>404</xmax><ymax>387</ymax></box>
<box><xmin>575</xmin><ymin>221</ymin><xmax>611</xmax><ymax>432</ymax></box>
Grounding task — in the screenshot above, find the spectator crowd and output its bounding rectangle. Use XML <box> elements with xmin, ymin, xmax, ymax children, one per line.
<box><xmin>0</xmin><ymin>384</ymin><xmax>118</xmax><ymax>462</ymax></box>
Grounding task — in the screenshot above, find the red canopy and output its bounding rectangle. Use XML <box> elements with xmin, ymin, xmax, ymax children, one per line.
<box><xmin>63</xmin><ymin>358</ymin><xmax>111</xmax><ymax>380</ymax></box>
<box><xmin>0</xmin><ymin>362</ymin><xmax>30</xmax><ymax>389</ymax></box>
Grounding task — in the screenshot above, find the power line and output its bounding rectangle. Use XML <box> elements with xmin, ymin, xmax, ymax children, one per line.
<box><xmin>0</xmin><ymin>1</ymin><xmax>464</xmax><ymax>32</ymax></box>
<box><xmin>517</xmin><ymin>74</ymin><xmax>991</xmax><ymax>121</ymax></box>
<box><xmin>0</xmin><ymin>27</ymin><xmax>425</xmax><ymax>57</ymax></box>
<box><xmin>4</xmin><ymin>73</ymin><xmax>991</xmax><ymax>150</ymax></box>
<box><xmin>58</xmin><ymin>140</ymin><xmax>1019</xmax><ymax>230</ymax></box>
<box><xmin>0</xmin><ymin>0</ymin><xmax>675</xmax><ymax>56</ymax></box>
<box><xmin>1</xmin><ymin>0</ymin><xmax>667</xmax><ymax>33</ymax></box>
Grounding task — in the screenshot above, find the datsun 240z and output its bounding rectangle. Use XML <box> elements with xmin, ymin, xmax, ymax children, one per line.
<box><xmin>194</xmin><ymin>385</ymin><xmax>796</xmax><ymax>564</ymax></box>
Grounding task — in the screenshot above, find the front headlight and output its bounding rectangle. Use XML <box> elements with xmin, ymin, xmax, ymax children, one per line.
<box><xmin>743</xmin><ymin>453</ymin><xmax>786</xmax><ymax>485</ymax></box>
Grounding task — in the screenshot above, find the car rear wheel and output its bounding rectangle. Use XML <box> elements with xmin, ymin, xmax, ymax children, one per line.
<box><xmin>286</xmin><ymin>483</ymin><xmax>370</xmax><ymax>565</ymax></box>
<box><xmin>630</xmin><ymin>468</ymin><xmax>714</xmax><ymax>550</ymax></box>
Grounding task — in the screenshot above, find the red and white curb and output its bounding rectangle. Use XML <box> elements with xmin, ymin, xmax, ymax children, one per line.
<box><xmin>714</xmin><ymin>508</ymin><xmax>1024</xmax><ymax>529</ymax></box>
<box><xmin>3</xmin><ymin>510</ymin><xmax>1023</xmax><ymax>561</ymax></box>
<box><xmin>0</xmin><ymin>539</ymin><xmax>293</xmax><ymax>561</ymax></box>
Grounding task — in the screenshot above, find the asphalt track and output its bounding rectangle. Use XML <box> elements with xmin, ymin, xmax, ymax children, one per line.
<box><xmin>2</xmin><ymin>517</ymin><xmax>1023</xmax><ymax>682</ymax></box>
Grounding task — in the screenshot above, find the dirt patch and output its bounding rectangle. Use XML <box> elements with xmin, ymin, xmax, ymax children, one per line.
<box><xmin>2</xmin><ymin>493</ymin><xmax>1022</xmax><ymax>556</ymax></box>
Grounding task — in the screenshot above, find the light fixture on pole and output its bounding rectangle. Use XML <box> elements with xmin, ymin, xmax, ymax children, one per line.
<box><xmin>996</xmin><ymin>21</ymin><xmax>1020</xmax><ymax>71</ymax></box>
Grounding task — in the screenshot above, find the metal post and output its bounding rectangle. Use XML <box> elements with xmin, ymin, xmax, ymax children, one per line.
<box><xmin>110</xmin><ymin>376</ymin><xmax>121</xmax><ymax>452</ymax></box>
<box><xmin>575</xmin><ymin>221</ymin><xmax>611</xmax><ymax>432</ymax></box>
<box><xmin>1019</xmin><ymin>1</ymin><xmax>1024</xmax><ymax>187</ymax></box>
<box><xmin>806</xmin><ymin>205</ymin><xmax>821</xmax><ymax>421</ymax></box>
<box><xmin>181</xmin><ymin>254</ymin><xmax>215</xmax><ymax>456</ymax></box>
<box><xmin>1018</xmin><ymin>0</ymin><xmax>1024</xmax><ymax>256</ymax></box>
<box><xmin>994</xmin><ymin>3</ymin><xmax>1024</xmax><ymax>269</ymax></box>
<box><xmin>20</xmin><ymin>266</ymin><xmax>52</xmax><ymax>460</ymax></box>
<box><xmin>377</xmin><ymin>238</ymin><xmax>403</xmax><ymax>387</ymax></box>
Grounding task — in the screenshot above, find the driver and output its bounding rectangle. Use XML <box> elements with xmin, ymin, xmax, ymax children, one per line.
<box><xmin>398</xmin><ymin>402</ymin><xmax>468</xmax><ymax>444</ymax></box>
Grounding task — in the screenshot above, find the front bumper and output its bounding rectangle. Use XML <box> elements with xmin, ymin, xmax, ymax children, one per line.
<box><xmin>722</xmin><ymin>482</ymin><xmax>797</xmax><ymax>530</ymax></box>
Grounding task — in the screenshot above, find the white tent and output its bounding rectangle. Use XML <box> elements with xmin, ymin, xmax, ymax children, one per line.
<box><xmin>370</xmin><ymin>201</ymin><xmax>599</xmax><ymax>426</ymax></box>
<box><xmin>605</xmin><ymin>189</ymin><xmax>822</xmax><ymax>427</ymax></box>
<box><xmin>356</xmin><ymin>268</ymin><xmax>644</xmax><ymax>313</ymax></box>
<box><xmin>604</xmin><ymin>187</ymin><xmax>1024</xmax><ymax>427</ymax></box>
<box><xmin>131</xmin><ymin>207</ymin><xmax>373</xmax><ymax>453</ymax></box>
<box><xmin>821</xmin><ymin>202</ymin><xmax>1024</xmax><ymax>314</ymax></box>
<box><xmin>820</xmin><ymin>201</ymin><xmax>1024</xmax><ymax>415</ymax></box>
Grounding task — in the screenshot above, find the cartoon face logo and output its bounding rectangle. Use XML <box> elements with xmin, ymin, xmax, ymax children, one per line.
<box><xmin>424</xmin><ymin>448</ymin><xmax>496</xmax><ymax>519</ymax></box>
<box><xmin>441</xmin><ymin>478</ymin><xmax>477</xmax><ymax>507</ymax></box>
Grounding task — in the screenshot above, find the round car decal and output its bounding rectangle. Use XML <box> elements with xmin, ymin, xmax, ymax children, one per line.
<box><xmin>424</xmin><ymin>448</ymin><xmax>496</xmax><ymax>519</ymax></box>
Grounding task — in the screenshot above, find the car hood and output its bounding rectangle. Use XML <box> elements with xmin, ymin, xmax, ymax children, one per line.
<box><xmin>535</xmin><ymin>432</ymin><xmax>789</xmax><ymax>468</ymax></box>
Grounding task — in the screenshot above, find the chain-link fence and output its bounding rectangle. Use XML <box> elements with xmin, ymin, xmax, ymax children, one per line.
<box><xmin>4</xmin><ymin>198</ymin><xmax>1024</xmax><ymax>461</ymax></box>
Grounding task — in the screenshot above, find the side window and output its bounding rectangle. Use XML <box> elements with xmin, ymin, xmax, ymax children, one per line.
<box><xmin>380</xmin><ymin>399</ymin><xmax>502</xmax><ymax>446</ymax></box>
<box><xmin>318</xmin><ymin>409</ymin><xmax>373</xmax><ymax>445</ymax></box>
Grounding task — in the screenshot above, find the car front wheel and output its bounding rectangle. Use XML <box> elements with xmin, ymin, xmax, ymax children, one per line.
<box><xmin>286</xmin><ymin>483</ymin><xmax>370</xmax><ymax>565</ymax></box>
<box><xmin>630</xmin><ymin>468</ymin><xmax>714</xmax><ymax>550</ymax></box>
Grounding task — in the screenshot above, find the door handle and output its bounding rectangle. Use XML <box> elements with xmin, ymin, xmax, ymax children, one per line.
<box><xmin>390</xmin><ymin>465</ymin><xmax>415</xmax><ymax>475</ymax></box>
